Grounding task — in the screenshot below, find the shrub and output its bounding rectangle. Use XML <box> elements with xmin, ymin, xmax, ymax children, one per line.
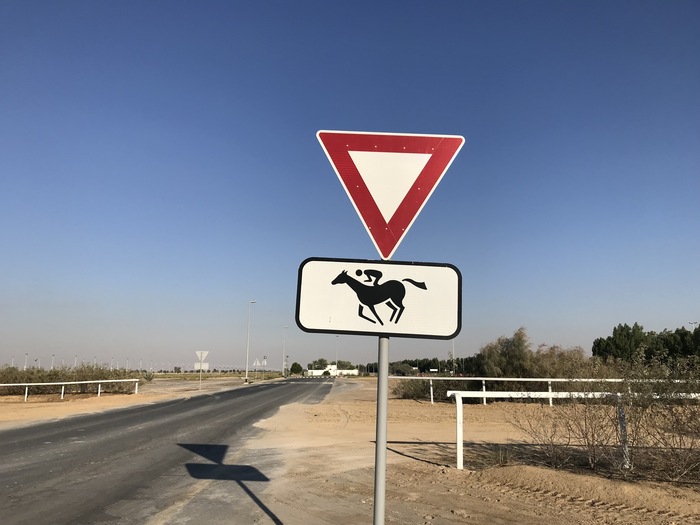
<box><xmin>0</xmin><ymin>365</ymin><xmax>151</xmax><ymax>396</ymax></box>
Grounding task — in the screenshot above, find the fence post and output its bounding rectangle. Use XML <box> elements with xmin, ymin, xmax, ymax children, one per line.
<box><xmin>454</xmin><ymin>393</ymin><xmax>464</xmax><ymax>469</ymax></box>
<box><xmin>548</xmin><ymin>381</ymin><xmax>553</xmax><ymax>407</ymax></box>
<box><xmin>616</xmin><ymin>394</ymin><xmax>631</xmax><ymax>470</ymax></box>
<box><xmin>134</xmin><ymin>381</ymin><xmax>138</xmax><ymax>394</ymax></box>
<box><xmin>24</xmin><ymin>386</ymin><xmax>29</xmax><ymax>402</ymax></box>
<box><xmin>429</xmin><ymin>379</ymin><xmax>434</xmax><ymax>405</ymax></box>
<box><xmin>482</xmin><ymin>380</ymin><xmax>487</xmax><ymax>405</ymax></box>
<box><xmin>97</xmin><ymin>383</ymin><xmax>101</xmax><ymax>398</ymax></box>
<box><xmin>61</xmin><ymin>385</ymin><xmax>65</xmax><ymax>400</ymax></box>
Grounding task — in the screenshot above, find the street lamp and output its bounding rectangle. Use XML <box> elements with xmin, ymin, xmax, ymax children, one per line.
<box><xmin>245</xmin><ymin>300</ymin><xmax>256</xmax><ymax>383</ymax></box>
<box><xmin>689</xmin><ymin>321</ymin><xmax>698</xmax><ymax>332</ymax></box>
<box><xmin>282</xmin><ymin>325</ymin><xmax>288</xmax><ymax>378</ymax></box>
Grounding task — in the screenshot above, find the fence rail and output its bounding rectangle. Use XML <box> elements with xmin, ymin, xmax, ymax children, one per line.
<box><xmin>389</xmin><ymin>375</ymin><xmax>699</xmax><ymax>405</ymax></box>
<box><xmin>416</xmin><ymin>376</ymin><xmax>699</xmax><ymax>471</ymax></box>
<box><xmin>0</xmin><ymin>379</ymin><xmax>140</xmax><ymax>401</ymax></box>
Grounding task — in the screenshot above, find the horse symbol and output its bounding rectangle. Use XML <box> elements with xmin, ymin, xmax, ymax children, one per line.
<box><xmin>331</xmin><ymin>270</ymin><xmax>427</xmax><ymax>325</ymax></box>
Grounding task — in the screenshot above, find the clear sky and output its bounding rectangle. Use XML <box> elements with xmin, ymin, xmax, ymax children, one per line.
<box><xmin>1</xmin><ymin>1</ymin><xmax>699</xmax><ymax>371</ymax></box>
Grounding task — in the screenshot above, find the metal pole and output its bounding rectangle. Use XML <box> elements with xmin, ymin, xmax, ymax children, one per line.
<box><xmin>282</xmin><ymin>326</ymin><xmax>288</xmax><ymax>378</ymax></box>
<box><xmin>616</xmin><ymin>394</ymin><xmax>631</xmax><ymax>470</ymax></box>
<box><xmin>245</xmin><ymin>300</ymin><xmax>256</xmax><ymax>383</ymax></box>
<box><xmin>199</xmin><ymin>354</ymin><xmax>203</xmax><ymax>391</ymax></box>
<box><xmin>373</xmin><ymin>336</ymin><xmax>389</xmax><ymax>525</ymax></box>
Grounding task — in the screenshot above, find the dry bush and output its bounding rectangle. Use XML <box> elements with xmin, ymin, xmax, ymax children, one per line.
<box><xmin>641</xmin><ymin>403</ymin><xmax>700</xmax><ymax>482</ymax></box>
<box><xmin>391</xmin><ymin>379</ymin><xmax>430</xmax><ymax>400</ymax></box>
<box><xmin>505</xmin><ymin>405</ymin><xmax>573</xmax><ymax>468</ymax></box>
<box><xmin>558</xmin><ymin>400</ymin><xmax>618</xmax><ymax>470</ymax></box>
<box><xmin>0</xmin><ymin>365</ymin><xmax>150</xmax><ymax>396</ymax></box>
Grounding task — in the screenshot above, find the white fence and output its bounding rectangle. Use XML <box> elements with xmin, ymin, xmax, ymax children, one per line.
<box><xmin>0</xmin><ymin>379</ymin><xmax>140</xmax><ymax>402</ymax></box>
<box><xmin>389</xmin><ymin>375</ymin><xmax>700</xmax><ymax>470</ymax></box>
<box><xmin>389</xmin><ymin>375</ymin><xmax>700</xmax><ymax>405</ymax></box>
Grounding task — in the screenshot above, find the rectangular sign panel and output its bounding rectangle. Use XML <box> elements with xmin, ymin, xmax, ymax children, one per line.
<box><xmin>296</xmin><ymin>257</ymin><xmax>461</xmax><ymax>339</ymax></box>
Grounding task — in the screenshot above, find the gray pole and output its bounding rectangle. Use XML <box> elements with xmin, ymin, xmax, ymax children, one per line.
<box><xmin>282</xmin><ymin>325</ymin><xmax>288</xmax><ymax>377</ymax></box>
<box><xmin>199</xmin><ymin>354</ymin><xmax>203</xmax><ymax>391</ymax></box>
<box><xmin>373</xmin><ymin>336</ymin><xmax>389</xmax><ymax>525</ymax></box>
<box><xmin>245</xmin><ymin>300</ymin><xmax>256</xmax><ymax>383</ymax></box>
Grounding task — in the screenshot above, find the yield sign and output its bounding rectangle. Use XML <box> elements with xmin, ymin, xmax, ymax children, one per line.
<box><xmin>196</xmin><ymin>351</ymin><xmax>209</xmax><ymax>361</ymax></box>
<box><xmin>317</xmin><ymin>130</ymin><xmax>464</xmax><ymax>259</ymax></box>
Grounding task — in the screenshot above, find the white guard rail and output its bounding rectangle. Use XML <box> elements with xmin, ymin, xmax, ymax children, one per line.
<box><xmin>389</xmin><ymin>376</ymin><xmax>699</xmax><ymax>469</ymax></box>
<box><xmin>0</xmin><ymin>379</ymin><xmax>140</xmax><ymax>402</ymax></box>
<box><xmin>391</xmin><ymin>376</ymin><xmax>634</xmax><ymax>405</ymax></box>
<box><xmin>443</xmin><ymin>380</ymin><xmax>699</xmax><ymax>470</ymax></box>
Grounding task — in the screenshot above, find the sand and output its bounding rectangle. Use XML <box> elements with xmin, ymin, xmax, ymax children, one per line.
<box><xmin>2</xmin><ymin>377</ymin><xmax>699</xmax><ymax>524</ymax></box>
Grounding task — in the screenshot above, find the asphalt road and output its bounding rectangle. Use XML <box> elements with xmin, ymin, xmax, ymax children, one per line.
<box><xmin>0</xmin><ymin>378</ymin><xmax>333</xmax><ymax>525</ymax></box>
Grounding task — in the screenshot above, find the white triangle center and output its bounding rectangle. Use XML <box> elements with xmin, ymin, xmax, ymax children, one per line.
<box><xmin>348</xmin><ymin>151</ymin><xmax>432</xmax><ymax>222</ymax></box>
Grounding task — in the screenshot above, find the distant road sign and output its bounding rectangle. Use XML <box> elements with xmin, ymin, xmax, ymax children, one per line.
<box><xmin>296</xmin><ymin>257</ymin><xmax>461</xmax><ymax>339</ymax></box>
<box><xmin>196</xmin><ymin>351</ymin><xmax>209</xmax><ymax>361</ymax></box>
<box><xmin>317</xmin><ymin>130</ymin><xmax>464</xmax><ymax>260</ymax></box>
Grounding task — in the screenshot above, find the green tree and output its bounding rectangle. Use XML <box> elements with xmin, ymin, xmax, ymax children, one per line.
<box><xmin>592</xmin><ymin>323</ymin><xmax>646</xmax><ymax>361</ymax></box>
<box><xmin>389</xmin><ymin>362</ymin><xmax>416</xmax><ymax>376</ymax></box>
<box><xmin>290</xmin><ymin>362</ymin><xmax>302</xmax><ymax>375</ymax></box>
<box><xmin>475</xmin><ymin>327</ymin><xmax>534</xmax><ymax>377</ymax></box>
<box><xmin>336</xmin><ymin>359</ymin><xmax>354</xmax><ymax>370</ymax></box>
<box><xmin>308</xmin><ymin>358</ymin><xmax>328</xmax><ymax>370</ymax></box>
<box><xmin>533</xmin><ymin>344</ymin><xmax>589</xmax><ymax>378</ymax></box>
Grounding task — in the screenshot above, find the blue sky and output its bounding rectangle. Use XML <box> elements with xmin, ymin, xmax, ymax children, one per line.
<box><xmin>1</xmin><ymin>1</ymin><xmax>698</xmax><ymax>371</ymax></box>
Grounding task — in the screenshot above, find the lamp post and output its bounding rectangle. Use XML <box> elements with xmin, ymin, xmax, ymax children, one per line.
<box><xmin>282</xmin><ymin>325</ymin><xmax>288</xmax><ymax>378</ymax></box>
<box><xmin>689</xmin><ymin>321</ymin><xmax>698</xmax><ymax>332</ymax></box>
<box><xmin>245</xmin><ymin>300</ymin><xmax>256</xmax><ymax>383</ymax></box>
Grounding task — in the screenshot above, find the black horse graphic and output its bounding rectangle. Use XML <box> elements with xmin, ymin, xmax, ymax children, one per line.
<box><xmin>331</xmin><ymin>270</ymin><xmax>427</xmax><ymax>325</ymax></box>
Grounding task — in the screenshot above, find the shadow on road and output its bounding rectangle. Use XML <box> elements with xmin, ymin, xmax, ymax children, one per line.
<box><xmin>178</xmin><ymin>443</ymin><xmax>281</xmax><ymax>524</ymax></box>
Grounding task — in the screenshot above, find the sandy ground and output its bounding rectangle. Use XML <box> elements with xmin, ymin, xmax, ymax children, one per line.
<box><xmin>2</xmin><ymin>377</ymin><xmax>699</xmax><ymax>524</ymax></box>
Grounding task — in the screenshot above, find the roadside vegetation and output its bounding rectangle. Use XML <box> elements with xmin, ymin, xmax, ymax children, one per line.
<box><xmin>390</xmin><ymin>325</ymin><xmax>700</xmax><ymax>483</ymax></box>
<box><xmin>0</xmin><ymin>365</ymin><xmax>153</xmax><ymax>395</ymax></box>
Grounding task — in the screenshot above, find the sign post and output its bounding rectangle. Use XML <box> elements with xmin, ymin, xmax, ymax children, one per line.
<box><xmin>195</xmin><ymin>351</ymin><xmax>209</xmax><ymax>391</ymax></box>
<box><xmin>313</xmin><ymin>130</ymin><xmax>464</xmax><ymax>525</ymax></box>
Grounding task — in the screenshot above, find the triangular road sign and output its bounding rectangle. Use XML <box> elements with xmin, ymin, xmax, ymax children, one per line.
<box><xmin>196</xmin><ymin>351</ymin><xmax>209</xmax><ymax>361</ymax></box>
<box><xmin>317</xmin><ymin>130</ymin><xmax>464</xmax><ymax>259</ymax></box>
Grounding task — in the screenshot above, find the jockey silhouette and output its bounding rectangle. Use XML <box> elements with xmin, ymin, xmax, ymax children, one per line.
<box><xmin>355</xmin><ymin>268</ymin><xmax>383</xmax><ymax>286</ymax></box>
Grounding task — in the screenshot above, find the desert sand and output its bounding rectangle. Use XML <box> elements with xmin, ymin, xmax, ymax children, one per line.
<box><xmin>1</xmin><ymin>377</ymin><xmax>699</xmax><ymax>524</ymax></box>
